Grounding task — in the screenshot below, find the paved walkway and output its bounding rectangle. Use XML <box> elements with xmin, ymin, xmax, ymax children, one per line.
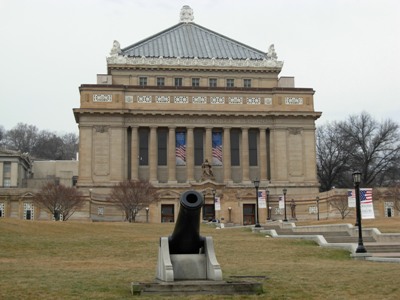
<box><xmin>256</xmin><ymin>221</ymin><xmax>400</xmax><ymax>263</ymax></box>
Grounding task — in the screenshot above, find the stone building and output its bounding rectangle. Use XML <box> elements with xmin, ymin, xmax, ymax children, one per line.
<box><xmin>73</xmin><ymin>6</ymin><xmax>322</xmax><ymax>224</ymax></box>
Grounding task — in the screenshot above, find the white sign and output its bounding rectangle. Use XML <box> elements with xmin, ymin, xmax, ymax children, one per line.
<box><xmin>279</xmin><ymin>195</ymin><xmax>285</xmax><ymax>209</ymax></box>
<box><xmin>348</xmin><ymin>188</ymin><xmax>375</xmax><ymax>219</ymax></box>
<box><xmin>214</xmin><ymin>196</ymin><xmax>221</xmax><ymax>211</ymax></box>
<box><xmin>258</xmin><ymin>191</ymin><xmax>267</xmax><ymax>209</ymax></box>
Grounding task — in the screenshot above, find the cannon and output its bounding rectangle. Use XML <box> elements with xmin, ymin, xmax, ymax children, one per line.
<box><xmin>168</xmin><ymin>190</ymin><xmax>205</xmax><ymax>254</ymax></box>
<box><xmin>156</xmin><ymin>190</ymin><xmax>222</xmax><ymax>282</ymax></box>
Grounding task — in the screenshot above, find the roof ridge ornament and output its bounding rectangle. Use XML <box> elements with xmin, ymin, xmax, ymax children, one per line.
<box><xmin>110</xmin><ymin>40</ymin><xmax>121</xmax><ymax>57</ymax></box>
<box><xmin>180</xmin><ymin>5</ymin><xmax>194</xmax><ymax>23</ymax></box>
<box><xmin>266</xmin><ymin>44</ymin><xmax>278</xmax><ymax>61</ymax></box>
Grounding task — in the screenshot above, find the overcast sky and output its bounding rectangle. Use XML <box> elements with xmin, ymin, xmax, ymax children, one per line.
<box><xmin>1</xmin><ymin>0</ymin><xmax>399</xmax><ymax>134</ymax></box>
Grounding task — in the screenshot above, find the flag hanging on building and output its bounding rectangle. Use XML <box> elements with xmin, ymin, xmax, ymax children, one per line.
<box><xmin>214</xmin><ymin>196</ymin><xmax>221</xmax><ymax>211</ymax></box>
<box><xmin>258</xmin><ymin>190</ymin><xmax>267</xmax><ymax>208</ymax></box>
<box><xmin>347</xmin><ymin>189</ymin><xmax>356</xmax><ymax>208</ymax></box>
<box><xmin>212</xmin><ymin>132</ymin><xmax>223</xmax><ymax>165</ymax></box>
<box><xmin>175</xmin><ymin>132</ymin><xmax>186</xmax><ymax>165</ymax></box>
<box><xmin>347</xmin><ymin>188</ymin><xmax>375</xmax><ymax>219</ymax></box>
<box><xmin>278</xmin><ymin>195</ymin><xmax>285</xmax><ymax>209</ymax></box>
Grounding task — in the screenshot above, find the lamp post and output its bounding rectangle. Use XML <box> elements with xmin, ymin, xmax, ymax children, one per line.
<box><xmin>212</xmin><ymin>189</ymin><xmax>216</xmax><ymax>221</ymax></box>
<box><xmin>253</xmin><ymin>179</ymin><xmax>261</xmax><ymax>227</ymax></box>
<box><xmin>353</xmin><ymin>171</ymin><xmax>367</xmax><ymax>253</ymax></box>
<box><xmin>266</xmin><ymin>189</ymin><xmax>270</xmax><ymax>221</ymax></box>
<box><xmin>228</xmin><ymin>207</ymin><xmax>232</xmax><ymax>223</ymax></box>
<box><xmin>145</xmin><ymin>207</ymin><xmax>149</xmax><ymax>223</ymax></box>
<box><xmin>316</xmin><ymin>196</ymin><xmax>320</xmax><ymax>221</ymax></box>
<box><xmin>283</xmin><ymin>188</ymin><xmax>288</xmax><ymax>222</ymax></box>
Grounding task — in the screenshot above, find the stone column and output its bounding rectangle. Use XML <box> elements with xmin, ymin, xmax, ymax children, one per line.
<box><xmin>149</xmin><ymin>126</ymin><xmax>158</xmax><ymax>183</ymax></box>
<box><xmin>259</xmin><ymin>128</ymin><xmax>267</xmax><ymax>182</ymax></box>
<box><xmin>205</xmin><ymin>127</ymin><xmax>212</xmax><ymax>162</ymax></box>
<box><xmin>241</xmin><ymin>127</ymin><xmax>250</xmax><ymax>183</ymax></box>
<box><xmin>223</xmin><ymin>127</ymin><xmax>231</xmax><ymax>183</ymax></box>
<box><xmin>131</xmin><ymin>126</ymin><xmax>139</xmax><ymax>180</ymax></box>
<box><xmin>186</xmin><ymin>127</ymin><xmax>195</xmax><ymax>182</ymax></box>
<box><xmin>168</xmin><ymin>126</ymin><xmax>177</xmax><ymax>183</ymax></box>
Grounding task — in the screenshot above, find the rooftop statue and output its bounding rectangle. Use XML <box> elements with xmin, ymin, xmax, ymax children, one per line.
<box><xmin>180</xmin><ymin>5</ymin><xmax>194</xmax><ymax>23</ymax></box>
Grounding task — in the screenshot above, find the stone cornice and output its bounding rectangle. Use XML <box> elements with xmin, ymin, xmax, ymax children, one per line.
<box><xmin>106</xmin><ymin>55</ymin><xmax>283</xmax><ymax>70</ymax></box>
<box><xmin>73</xmin><ymin>108</ymin><xmax>322</xmax><ymax>124</ymax></box>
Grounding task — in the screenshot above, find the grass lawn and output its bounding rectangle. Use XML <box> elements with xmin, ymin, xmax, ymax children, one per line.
<box><xmin>1</xmin><ymin>218</ymin><xmax>400</xmax><ymax>299</ymax></box>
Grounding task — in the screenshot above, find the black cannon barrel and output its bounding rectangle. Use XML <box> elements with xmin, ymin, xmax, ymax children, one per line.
<box><xmin>168</xmin><ymin>190</ymin><xmax>205</xmax><ymax>254</ymax></box>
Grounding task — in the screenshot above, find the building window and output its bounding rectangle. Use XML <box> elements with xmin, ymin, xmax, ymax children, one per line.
<box><xmin>23</xmin><ymin>202</ymin><xmax>34</xmax><ymax>220</ymax></box>
<box><xmin>139</xmin><ymin>77</ymin><xmax>147</xmax><ymax>86</ymax></box>
<box><xmin>0</xmin><ymin>203</ymin><xmax>4</xmax><ymax>218</ymax></box>
<box><xmin>209</xmin><ymin>78</ymin><xmax>217</xmax><ymax>87</ymax></box>
<box><xmin>157</xmin><ymin>77</ymin><xmax>165</xmax><ymax>86</ymax></box>
<box><xmin>175</xmin><ymin>78</ymin><xmax>183</xmax><ymax>87</ymax></box>
<box><xmin>139</xmin><ymin>128</ymin><xmax>149</xmax><ymax>166</ymax></box>
<box><xmin>249</xmin><ymin>129</ymin><xmax>258</xmax><ymax>166</ymax></box>
<box><xmin>3</xmin><ymin>162</ymin><xmax>11</xmax><ymax>187</ymax></box>
<box><xmin>194</xmin><ymin>128</ymin><xmax>204</xmax><ymax>166</ymax></box>
<box><xmin>161</xmin><ymin>204</ymin><xmax>174</xmax><ymax>223</ymax></box>
<box><xmin>226</xmin><ymin>78</ymin><xmax>234</xmax><ymax>88</ymax></box>
<box><xmin>244</xmin><ymin>79</ymin><xmax>252</xmax><ymax>88</ymax></box>
<box><xmin>192</xmin><ymin>78</ymin><xmax>200</xmax><ymax>87</ymax></box>
<box><xmin>230</xmin><ymin>129</ymin><xmax>240</xmax><ymax>166</ymax></box>
<box><xmin>158</xmin><ymin>128</ymin><xmax>168</xmax><ymax>166</ymax></box>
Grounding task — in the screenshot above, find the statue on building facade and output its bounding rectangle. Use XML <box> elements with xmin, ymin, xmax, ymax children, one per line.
<box><xmin>110</xmin><ymin>40</ymin><xmax>121</xmax><ymax>56</ymax></box>
<box><xmin>290</xmin><ymin>199</ymin><xmax>297</xmax><ymax>219</ymax></box>
<box><xmin>180</xmin><ymin>5</ymin><xmax>194</xmax><ymax>23</ymax></box>
<box><xmin>267</xmin><ymin>44</ymin><xmax>278</xmax><ymax>60</ymax></box>
<box><xmin>201</xmin><ymin>159</ymin><xmax>214</xmax><ymax>181</ymax></box>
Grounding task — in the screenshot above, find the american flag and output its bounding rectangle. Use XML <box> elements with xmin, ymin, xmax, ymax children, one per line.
<box><xmin>175</xmin><ymin>132</ymin><xmax>186</xmax><ymax>165</ymax></box>
<box><xmin>360</xmin><ymin>188</ymin><xmax>373</xmax><ymax>203</ymax></box>
<box><xmin>212</xmin><ymin>132</ymin><xmax>223</xmax><ymax>165</ymax></box>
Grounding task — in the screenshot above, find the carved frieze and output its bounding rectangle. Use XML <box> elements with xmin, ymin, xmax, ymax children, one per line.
<box><xmin>93</xmin><ymin>94</ymin><xmax>112</xmax><ymax>102</ymax></box>
<box><xmin>192</xmin><ymin>96</ymin><xmax>207</xmax><ymax>104</ymax></box>
<box><xmin>264</xmin><ymin>97</ymin><xmax>272</xmax><ymax>105</ymax></box>
<box><xmin>210</xmin><ymin>97</ymin><xmax>225</xmax><ymax>104</ymax></box>
<box><xmin>106</xmin><ymin>55</ymin><xmax>284</xmax><ymax>69</ymax></box>
<box><xmin>288</xmin><ymin>127</ymin><xmax>302</xmax><ymax>135</ymax></box>
<box><xmin>285</xmin><ymin>97</ymin><xmax>303</xmax><ymax>105</ymax></box>
<box><xmin>156</xmin><ymin>96</ymin><xmax>170</xmax><ymax>103</ymax></box>
<box><xmin>137</xmin><ymin>95</ymin><xmax>152</xmax><ymax>103</ymax></box>
<box><xmin>247</xmin><ymin>97</ymin><xmax>261</xmax><ymax>105</ymax></box>
<box><xmin>174</xmin><ymin>96</ymin><xmax>189</xmax><ymax>104</ymax></box>
<box><xmin>125</xmin><ymin>96</ymin><xmax>134</xmax><ymax>103</ymax></box>
<box><xmin>228</xmin><ymin>97</ymin><xmax>243</xmax><ymax>104</ymax></box>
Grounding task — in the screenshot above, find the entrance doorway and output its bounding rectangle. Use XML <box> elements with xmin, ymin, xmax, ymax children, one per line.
<box><xmin>203</xmin><ymin>204</ymin><xmax>215</xmax><ymax>221</ymax></box>
<box><xmin>161</xmin><ymin>204</ymin><xmax>174</xmax><ymax>223</ymax></box>
<box><xmin>243</xmin><ymin>204</ymin><xmax>255</xmax><ymax>225</ymax></box>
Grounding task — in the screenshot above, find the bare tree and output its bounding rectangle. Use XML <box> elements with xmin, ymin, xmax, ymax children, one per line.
<box><xmin>109</xmin><ymin>180</ymin><xmax>159</xmax><ymax>222</ymax></box>
<box><xmin>61</xmin><ymin>132</ymin><xmax>79</xmax><ymax>160</ymax></box>
<box><xmin>33</xmin><ymin>130</ymin><xmax>64</xmax><ymax>160</ymax></box>
<box><xmin>5</xmin><ymin>123</ymin><xmax>39</xmax><ymax>153</ymax></box>
<box><xmin>338</xmin><ymin>112</ymin><xmax>400</xmax><ymax>186</ymax></box>
<box><xmin>329</xmin><ymin>194</ymin><xmax>351</xmax><ymax>219</ymax></box>
<box><xmin>33</xmin><ymin>182</ymin><xmax>84</xmax><ymax>221</ymax></box>
<box><xmin>387</xmin><ymin>183</ymin><xmax>400</xmax><ymax>213</ymax></box>
<box><xmin>0</xmin><ymin>125</ymin><xmax>5</xmax><ymax>147</ymax></box>
<box><xmin>316</xmin><ymin>122</ymin><xmax>352</xmax><ymax>191</ymax></box>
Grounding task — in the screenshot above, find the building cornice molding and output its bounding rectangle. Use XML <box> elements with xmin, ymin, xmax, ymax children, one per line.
<box><xmin>106</xmin><ymin>55</ymin><xmax>283</xmax><ymax>70</ymax></box>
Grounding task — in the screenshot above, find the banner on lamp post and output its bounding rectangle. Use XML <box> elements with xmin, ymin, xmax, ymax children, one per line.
<box><xmin>258</xmin><ymin>190</ymin><xmax>266</xmax><ymax>208</ymax></box>
<box><xmin>279</xmin><ymin>195</ymin><xmax>285</xmax><ymax>209</ymax></box>
<box><xmin>214</xmin><ymin>196</ymin><xmax>221</xmax><ymax>211</ymax></box>
<box><xmin>347</xmin><ymin>188</ymin><xmax>375</xmax><ymax>219</ymax></box>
